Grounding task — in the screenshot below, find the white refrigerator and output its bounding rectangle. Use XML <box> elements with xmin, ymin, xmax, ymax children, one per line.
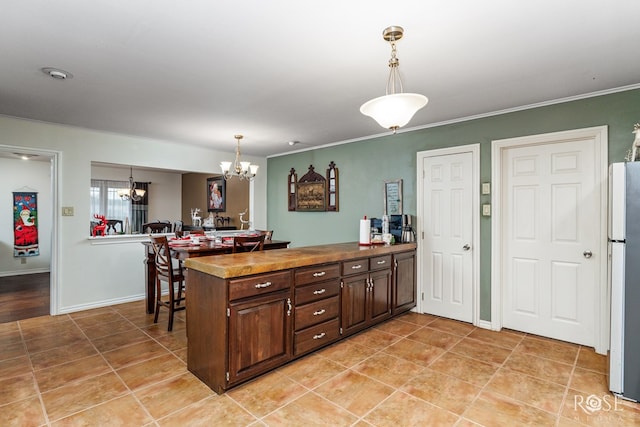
<box><xmin>609</xmin><ymin>162</ymin><xmax>640</xmax><ymax>402</ymax></box>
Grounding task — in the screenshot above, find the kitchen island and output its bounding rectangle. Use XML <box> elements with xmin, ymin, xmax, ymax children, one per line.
<box><xmin>185</xmin><ymin>242</ymin><xmax>417</xmax><ymax>393</ymax></box>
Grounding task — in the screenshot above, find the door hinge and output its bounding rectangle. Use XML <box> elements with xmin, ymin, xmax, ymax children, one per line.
<box><xmin>340</xmin><ymin>280</ymin><xmax>343</xmax><ymax>288</ymax></box>
<box><xmin>421</xmin><ymin>292</ymin><xmax>424</xmax><ymax>301</ymax></box>
<box><xmin>226</xmin><ymin>372</ymin><xmax>229</xmax><ymax>382</ymax></box>
<box><xmin>339</xmin><ymin>327</ymin><xmax>343</xmax><ymax>335</ymax></box>
<box><xmin>421</xmin><ymin>231</ymin><xmax>424</xmax><ymax>240</ymax></box>
<box><xmin>226</xmin><ymin>307</ymin><xmax>230</xmax><ymax>317</ymax></box>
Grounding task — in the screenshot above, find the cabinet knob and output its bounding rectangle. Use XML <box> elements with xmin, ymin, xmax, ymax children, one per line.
<box><xmin>313</xmin><ymin>288</ymin><xmax>326</xmax><ymax>295</ymax></box>
<box><xmin>313</xmin><ymin>332</ymin><xmax>326</xmax><ymax>340</ymax></box>
<box><xmin>313</xmin><ymin>271</ymin><xmax>326</xmax><ymax>277</ymax></box>
<box><xmin>313</xmin><ymin>309</ymin><xmax>326</xmax><ymax>316</ymax></box>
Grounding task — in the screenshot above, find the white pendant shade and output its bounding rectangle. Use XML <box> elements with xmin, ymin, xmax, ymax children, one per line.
<box><xmin>360</xmin><ymin>93</ymin><xmax>428</xmax><ymax>131</ymax></box>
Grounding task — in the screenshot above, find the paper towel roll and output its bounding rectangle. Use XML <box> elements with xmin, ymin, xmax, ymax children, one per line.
<box><xmin>359</xmin><ymin>219</ymin><xmax>371</xmax><ymax>245</ymax></box>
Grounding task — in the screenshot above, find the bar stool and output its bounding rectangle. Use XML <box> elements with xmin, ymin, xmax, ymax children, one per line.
<box><xmin>149</xmin><ymin>235</ymin><xmax>185</xmax><ymax>331</ymax></box>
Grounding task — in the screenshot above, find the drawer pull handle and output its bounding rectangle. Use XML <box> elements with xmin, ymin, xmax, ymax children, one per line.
<box><xmin>313</xmin><ymin>271</ymin><xmax>326</xmax><ymax>277</ymax></box>
<box><xmin>313</xmin><ymin>288</ymin><xmax>326</xmax><ymax>295</ymax></box>
<box><xmin>313</xmin><ymin>332</ymin><xmax>326</xmax><ymax>340</ymax></box>
<box><xmin>377</xmin><ymin>260</ymin><xmax>386</xmax><ymax>265</ymax></box>
<box><xmin>351</xmin><ymin>264</ymin><xmax>362</xmax><ymax>270</ymax></box>
<box><xmin>254</xmin><ymin>281</ymin><xmax>272</xmax><ymax>289</ymax></box>
<box><xmin>313</xmin><ymin>309</ymin><xmax>326</xmax><ymax>316</ymax></box>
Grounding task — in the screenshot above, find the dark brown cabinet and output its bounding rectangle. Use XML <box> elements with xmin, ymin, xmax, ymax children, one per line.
<box><xmin>186</xmin><ymin>243</ymin><xmax>416</xmax><ymax>393</ymax></box>
<box><xmin>228</xmin><ymin>289</ymin><xmax>292</xmax><ymax>385</ymax></box>
<box><xmin>392</xmin><ymin>251</ymin><xmax>417</xmax><ymax>315</ymax></box>
<box><xmin>341</xmin><ymin>255</ymin><xmax>392</xmax><ymax>336</ymax></box>
<box><xmin>293</xmin><ymin>263</ymin><xmax>341</xmax><ymax>356</ymax></box>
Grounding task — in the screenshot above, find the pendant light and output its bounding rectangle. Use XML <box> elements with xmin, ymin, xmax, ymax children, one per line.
<box><xmin>360</xmin><ymin>26</ymin><xmax>428</xmax><ymax>133</ymax></box>
<box><xmin>220</xmin><ymin>135</ymin><xmax>259</xmax><ymax>180</ymax></box>
<box><xmin>118</xmin><ymin>167</ymin><xmax>146</xmax><ymax>201</ymax></box>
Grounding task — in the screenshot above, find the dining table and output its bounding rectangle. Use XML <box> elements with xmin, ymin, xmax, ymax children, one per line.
<box><xmin>142</xmin><ymin>237</ymin><xmax>290</xmax><ymax>314</ymax></box>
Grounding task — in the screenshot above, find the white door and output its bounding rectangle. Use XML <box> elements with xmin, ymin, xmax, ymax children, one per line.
<box><xmin>501</xmin><ymin>138</ymin><xmax>600</xmax><ymax>345</ymax></box>
<box><xmin>421</xmin><ymin>151</ymin><xmax>474</xmax><ymax>322</ymax></box>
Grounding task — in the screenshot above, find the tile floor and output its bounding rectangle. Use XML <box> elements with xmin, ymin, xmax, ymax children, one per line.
<box><xmin>1</xmin><ymin>300</ymin><xmax>639</xmax><ymax>426</ymax></box>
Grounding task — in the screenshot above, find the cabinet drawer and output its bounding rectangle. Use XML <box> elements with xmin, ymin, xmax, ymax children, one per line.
<box><xmin>294</xmin><ymin>318</ymin><xmax>340</xmax><ymax>356</ymax></box>
<box><xmin>295</xmin><ymin>263</ymin><xmax>340</xmax><ymax>286</ymax></box>
<box><xmin>295</xmin><ymin>295</ymin><xmax>339</xmax><ymax>330</ymax></box>
<box><xmin>295</xmin><ymin>279</ymin><xmax>340</xmax><ymax>305</ymax></box>
<box><xmin>370</xmin><ymin>255</ymin><xmax>392</xmax><ymax>270</ymax></box>
<box><xmin>228</xmin><ymin>271</ymin><xmax>291</xmax><ymax>301</ymax></box>
<box><xmin>342</xmin><ymin>258</ymin><xmax>368</xmax><ymax>275</ymax></box>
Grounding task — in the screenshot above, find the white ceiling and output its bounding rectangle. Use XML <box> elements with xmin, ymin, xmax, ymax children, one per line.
<box><xmin>2</xmin><ymin>1</ymin><xmax>639</xmax><ymax>157</ymax></box>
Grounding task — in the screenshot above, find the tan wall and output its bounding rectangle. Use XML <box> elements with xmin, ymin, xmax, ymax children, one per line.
<box><xmin>181</xmin><ymin>173</ymin><xmax>249</xmax><ymax>228</ymax></box>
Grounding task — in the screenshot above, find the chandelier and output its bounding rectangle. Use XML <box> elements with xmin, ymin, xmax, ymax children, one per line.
<box><xmin>220</xmin><ymin>134</ymin><xmax>259</xmax><ymax>181</ymax></box>
<box><xmin>360</xmin><ymin>26</ymin><xmax>428</xmax><ymax>133</ymax></box>
<box><xmin>118</xmin><ymin>167</ymin><xmax>146</xmax><ymax>201</ymax></box>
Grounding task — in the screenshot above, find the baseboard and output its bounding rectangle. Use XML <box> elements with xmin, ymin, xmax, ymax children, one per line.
<box><xmin>475</xmin><ymin>319</ymin><xmax>497</xmax><ymax>330</ymax></box>
<box><xmin>0</xmin><ymin>268</ymin><xmax>50</xmax><ymax>277</ymax></box>
<box><xmin>58</xmin><ymin>294</ymin><xmax>145</xmax><ymax>315</ymax></box>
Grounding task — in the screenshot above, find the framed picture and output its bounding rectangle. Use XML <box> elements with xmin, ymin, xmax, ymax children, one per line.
<box><xmin>207</xmin><ymin>176</ymin><xmax>225</xmax><ymax>212</ymax></box>
<box><xmin>384</xmin><ymin>179</ymin><xmax>403</xmax><ymax>215</ymax></box>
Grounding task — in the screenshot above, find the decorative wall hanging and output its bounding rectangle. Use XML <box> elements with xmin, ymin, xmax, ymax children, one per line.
<box><xmin>384</xmin><ymin>179</ymin><xmax>403</xmax><ymax>215</ymax></box>
<box><xmin>207</xmin><ymin>176</ymin><xmax>226</xmax><ymax>212</ymax></box>
<box><xmin>288</xmin><ymin>162</ymin><xmax>339</xmax><ymax>212</ymax></box>
<box><xmin>326</xmin><ymin>161</ymin><xmax>339</xmax><ymax>212</ymax></box>
<box><xmin>288</xmin><ymin>168</ymin><xmax>297</xmax><ymax>211</ymax></box>
<box><xmin>13</xmin><ymin>191</ymin><xmax>39</xmax><ymax>257</ymax></box>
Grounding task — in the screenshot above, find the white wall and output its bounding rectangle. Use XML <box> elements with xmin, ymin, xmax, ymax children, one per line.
<box><xmin>0</xmin><ymin>157</ymin><xmax>52</xmax><ymax>275</ymax></box>
<box><xmin>0</xmin><ymin>115</ymin><xmax>268</xmax><ymax>314</ymax></box>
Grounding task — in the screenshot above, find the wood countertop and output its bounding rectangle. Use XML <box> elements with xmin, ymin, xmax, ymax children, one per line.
<box><xmin>184</xmin><ymin>242</ymin><xmax>417</xmax><ymax>279</ymax></box>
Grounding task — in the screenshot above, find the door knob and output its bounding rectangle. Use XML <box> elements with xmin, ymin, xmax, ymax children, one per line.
<box><xmin>583</xmin><ymin>250</ymin><xmax>593</xmax><ymax>259</ymax></box>
<box><xmin>463</xmin><ymin>244</ymin><xmax>471</xmax><ymax>251</ymax></box>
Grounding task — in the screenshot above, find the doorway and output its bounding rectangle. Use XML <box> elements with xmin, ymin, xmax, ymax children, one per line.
<box><xmin>0</xmin><ymin>146</ymin><xmax>59</xmax><ymax>321</ymax></box>
<box><xmin>491</xmin><ymin>126</ymin><xmax>609</xmax><ymax>354</ymax></box>
<box><xmin>416</xmin><ymin>144</ymin><xmax>480</xmax><ymax>324</ymax></box>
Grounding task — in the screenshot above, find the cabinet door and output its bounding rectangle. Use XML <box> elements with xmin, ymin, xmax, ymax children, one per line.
<box><xmin>393</xmin><ymin>251</ymin><xmax>417</xmax><ymax>315</ymax></box>
<box><xmin>369</xmin><ymin>268</ymin><xmax>392</xmax><ymax>323</ymax></box>
<box><xmin>228</xmin><ymin>290</ymin><xmax>292</xmax><ymax>385</ymax></box>
<box><xmin>341</xmin><ymin>273</ymin><xmax>368</xmax><ymax>335</ymax></box>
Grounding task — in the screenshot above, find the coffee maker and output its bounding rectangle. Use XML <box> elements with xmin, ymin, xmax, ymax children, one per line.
<box><xmin>401</xmin><ymin>214</ymin><xmax>416</xmax><ymax>243</ymax></box>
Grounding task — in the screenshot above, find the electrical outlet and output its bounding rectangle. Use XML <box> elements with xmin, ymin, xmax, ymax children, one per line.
<box><xmin>62</xmin><ymin>206</ymin><xmax>74</xmax><ymax>216</ymax></box>
<box><xmin>482</xmin><ymin>182</ymin><xmax>491</xmax><ymax>195</ymax></box>
<box><xmin>21</xmin><ymin>257</ymin><xmax>27</xmax><ymax>264</ymax></box>
<box><xmin>482</xmin><ymin>204</ymin><xmax>491</xmax><ymax>216</ymax></box>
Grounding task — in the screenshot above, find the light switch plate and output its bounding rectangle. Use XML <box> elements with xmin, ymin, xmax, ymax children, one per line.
<box><xmin>482</xmin><ymin>182</ymin><xmax>491</xmax><ymax>195</ymax></box>
<box><xmin>482</xmin><ymin>204</ymin><xmax>491</xmax><ymax>216</ymax></box>
<box><xmin>62</xmin><ymin>206</ymin><xmax>74</xmax><ymax>216</ymax></box>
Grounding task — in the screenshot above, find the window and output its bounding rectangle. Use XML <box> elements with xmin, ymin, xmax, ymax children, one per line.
<box><xmin>90</xmin><ymin>179</ymin><xmax>131</xmax><ymax>223</ymax></box>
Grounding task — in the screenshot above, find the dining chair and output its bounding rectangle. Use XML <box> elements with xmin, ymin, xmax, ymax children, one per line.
<box><xmin>142</xmin><ymin>221</ymin><xmax>172</xmax><ymax>234</ymax></box>
<box><xmin>149</xmin><ymin>235</ymin><xmax>185</xmax><ymax>331</ymax></box>
<box><xmin>232</xmin><ymin>234</ymin><xmax>265</xmax><ymax>253</ymax></box>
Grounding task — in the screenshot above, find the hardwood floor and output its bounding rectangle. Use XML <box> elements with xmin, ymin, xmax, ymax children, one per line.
<box><xmin>0</xmin><ymin>272</ymin><xmax>49</xmax><ymax>323</ymax></box>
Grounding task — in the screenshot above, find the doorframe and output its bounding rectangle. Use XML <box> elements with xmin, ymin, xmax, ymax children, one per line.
<box><xmin>490</xmin><ymin>126</ymin><xmax>609</xmax><ymax>353</ymax></box>
<box><xmin>416</xmin><ymin>144</ymin><xmax>481</xmax><ymax>326</ymax></box>
<box><xmin>0</xmin><ymin>145</ymin><xmax>60</xmax><ymax>316</ymax></box>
